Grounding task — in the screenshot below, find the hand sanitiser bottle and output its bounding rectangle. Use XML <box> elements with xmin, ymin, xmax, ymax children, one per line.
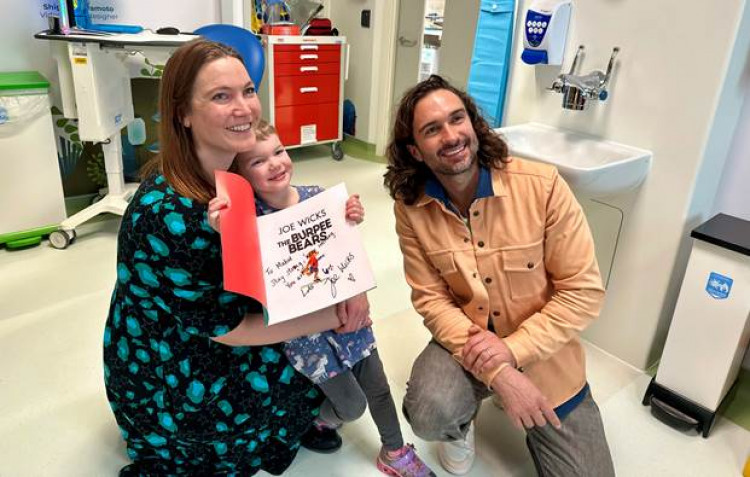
<box><xmin>521</xmin><ymin>0</ymin><xmax>573</xmax><ymax>65</ymax></box>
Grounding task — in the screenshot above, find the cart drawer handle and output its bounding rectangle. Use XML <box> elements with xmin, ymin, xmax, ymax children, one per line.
<box><xmin>300</xmin><ymin>87</ymin><xmax>319</xmax><ymax>93</ymax></box>
<box><xmin>300</xmin><ymin>45</ymin><xmax>319</xmax><ymax>51</ymax></box>
<box><xmin>300</xmin><ymin>54</ymin><xmax>319</xmax><ymax>60</ymax></box>
<box><xmin>300</xmin><ymin>66</ymin><xmax>318</xmax><ymax>72</ymax></box>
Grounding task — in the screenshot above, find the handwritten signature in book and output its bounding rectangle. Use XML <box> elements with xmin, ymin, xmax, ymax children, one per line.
<box><xmin>299</xmin><ymin>253</ymin><xmax>357</xmax><ymax>299</ymax></box>
<box><xmin>300</xmin><ymin>273</ymin><xmax>339</xmax><ymax>298</ymax></box>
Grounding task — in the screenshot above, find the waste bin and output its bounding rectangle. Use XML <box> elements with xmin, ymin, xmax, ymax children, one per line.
<box><xmin>0</xmin><ymin>71</ymin><xmax>66</xmax><ymax>249</ymax></box>
<box><xmin>643</xmin><ymin>213</ymin><xmax>750</xmax><ymax>437</ymax></box>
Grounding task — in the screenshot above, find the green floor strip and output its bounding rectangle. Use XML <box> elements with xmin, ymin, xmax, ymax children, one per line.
<box><xmin>64</xmin><ymin>194</ymin><xmax>120</xmax><ymax>224</ymax></box>
<box><xmin>286</xmin><ymin>137</ymin><xmax>386</xmax><ymax>164</ymax></box>
<box><xmin>64</xmin><ymin>194</ymin><xmax>98</xmax><ymax>216</ymax></box>
<box><xmin>287</xmin><ymin>144</ymin><xmax>337</xmax><ymax>161</ymax></box>
<box><xmin>722</xmin><ymin>368</ymin><xmax>750</xmax><ymax>431</ymax></box>
<box><xmin>341</xmin><ymin>136</ymin><xmax>386</xmax><ymax>164</ymax></box>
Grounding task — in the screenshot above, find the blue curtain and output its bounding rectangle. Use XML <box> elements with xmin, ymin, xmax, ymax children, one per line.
<box><xmin>467</xmin><ymin>0</ymin><xmax>516</xmax><ymax>127</ymax></box>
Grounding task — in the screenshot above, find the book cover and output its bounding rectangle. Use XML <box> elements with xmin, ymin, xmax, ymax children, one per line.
<box><xmin>216</xmin><ymin>170</ymin><xmax>376</xmax><ymax>325</ymax></box>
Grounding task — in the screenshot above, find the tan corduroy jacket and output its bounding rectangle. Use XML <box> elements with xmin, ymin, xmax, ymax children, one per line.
<box><xmin>394</xmin><ymin>157</ymin><xmax>605</xmax><ymax>407</ymax></box>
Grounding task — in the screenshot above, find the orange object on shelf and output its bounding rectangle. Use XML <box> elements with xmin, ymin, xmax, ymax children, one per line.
<box><xmin>261</xmin><ymin>23</ymin><xmax>300</xmax><ymax>36</ymax></box>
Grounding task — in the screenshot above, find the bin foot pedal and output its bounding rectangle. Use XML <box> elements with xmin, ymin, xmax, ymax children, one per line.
<box><xmin>642</xmin><ymin>377</ymin><xmax>717</xmax><ymax>438</ymax></box>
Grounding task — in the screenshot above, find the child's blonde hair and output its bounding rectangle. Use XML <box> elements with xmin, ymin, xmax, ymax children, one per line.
<box><xmin>253</xmin><ymin>119</ymin><xmax>277</xmax><ymax>142</ymax></box>
<box><xmin>231</xmin><ymin>119</ymin><xmax>278</xmax><ymax>173</ymax></box>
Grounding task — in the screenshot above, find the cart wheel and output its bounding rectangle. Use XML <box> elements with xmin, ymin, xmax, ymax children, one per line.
<box><xmin>49</xmin><ymin>230</ymin><xmax>73</xmax><ymax>250</ymax></box>
<box><xmin>69</xmin><ymin>229</ymin><xmax>77</xmax><ymax>244</ymax></box>
<box><xmin>331</xmin><ymin>142</ymin><xmax>344</xmax><ymax>161</ymax></box>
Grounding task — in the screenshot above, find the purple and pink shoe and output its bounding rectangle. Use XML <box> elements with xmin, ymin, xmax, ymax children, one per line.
<box><xmin>376</xmin><ymin>443</ymin><xmax>436</xmax><ymax>477</ymax></box>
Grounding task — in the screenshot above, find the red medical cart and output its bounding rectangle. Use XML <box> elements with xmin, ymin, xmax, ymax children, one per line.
<box><xmin>259</xmin><ymin>35</ymin><xmax>348</xmax><ymax>160</ymax></box>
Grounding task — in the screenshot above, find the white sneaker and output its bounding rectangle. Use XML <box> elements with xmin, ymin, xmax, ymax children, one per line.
<box><xmin>437</xmin><ymin>422</ymin><xmax>475</xmax><ymax>475</ymax></box>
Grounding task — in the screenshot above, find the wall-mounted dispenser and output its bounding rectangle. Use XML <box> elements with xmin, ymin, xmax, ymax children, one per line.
<box><xmin>521</xmin><ymin>0</ymin><xmax>572</xmax><ymax>65</ymax></box>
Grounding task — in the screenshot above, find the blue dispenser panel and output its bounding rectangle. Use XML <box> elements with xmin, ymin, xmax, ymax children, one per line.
<box><xmin>525</xmin><ymin>10</ymin><xmax>552</xmax><ymax>47</ymax></box>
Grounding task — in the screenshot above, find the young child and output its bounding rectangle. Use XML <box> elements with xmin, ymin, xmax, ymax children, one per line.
<box><xmin>210</xmin><ymin>120</ymin><xmax>434</xmax><ymax>477</ymax></box>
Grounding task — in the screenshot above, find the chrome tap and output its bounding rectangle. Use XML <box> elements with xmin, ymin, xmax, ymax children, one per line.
<box><xmin>549</xmin><ymin>45</ymin><xmax>620</xmax><ymax>111</ymax></box>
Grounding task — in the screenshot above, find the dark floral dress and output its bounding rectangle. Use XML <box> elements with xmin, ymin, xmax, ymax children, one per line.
<box><xmin>103</xmin><ymin>175</ymin><xmax>323</xmax><ymax>476</ymax></box>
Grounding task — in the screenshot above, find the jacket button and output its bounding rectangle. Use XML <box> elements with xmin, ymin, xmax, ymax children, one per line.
<box><xmin>527</xmin><ymin>262</ymin><xmax>534</xmax><ymax>269</ymax></box>
<box><xmin>492</xmin><ymin>311</ymin><xmax>500</xmax><ymax>317</ymax></box>
<box><xmin>472</xmin><ymin>272</ymin><xmax>477</xmax><ymax>278</ymax></box>
<box><xmin>464</xmin><ymin>238</ymin><xmax>470</xmax><ymax>243</ymax></box>
<box><xmin>478</xmin><ymin>306</ymin><xmax>484</xmax><ymax>311</ymax></box>
<box><xmin>473</xmin><ymin>211</ymin><xmax>479</xmax><ymax>217</ymax></box>
<box><xmin>484</xmin><ymin>277</ymin><xmax>492</xmax><ymax>284</ymax></box>
<box><xmin>478</xmin><ymin>241</ymin><xmax>485</xmax><ymax>247</ymax></box>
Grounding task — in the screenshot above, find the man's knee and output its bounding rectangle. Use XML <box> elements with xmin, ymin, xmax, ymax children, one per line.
<box><xmin>402</xmin><ymin>388</ymin><xmax>460</xmax><ymax>441</ymax></box>
<box><xmin>402</xmin><ymin>341</ymin><xmax>478</xmax><ymax>441</ymax></box>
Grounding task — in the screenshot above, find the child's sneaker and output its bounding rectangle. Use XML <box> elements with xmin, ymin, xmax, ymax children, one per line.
<box><xmin>300</xmin><ymin>418</ymin><xmax>342</xmax><ymax>453</ymax></box>
<box><xmin>376</xmin><ymin>444</ymin><xmax>436</xmax><ymax>477</ymax></box>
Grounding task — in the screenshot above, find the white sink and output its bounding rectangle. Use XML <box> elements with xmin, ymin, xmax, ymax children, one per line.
<box><xmin>494</xmin><ymin>122</ymin><xmax>652</xmax><ymax>198</ymax></box>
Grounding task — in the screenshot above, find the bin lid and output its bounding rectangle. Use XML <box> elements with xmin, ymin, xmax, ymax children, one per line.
<box><xmin>691</xmin><ymin>213</ymin><xmax>750</xmax><ymax>257</ymax></box>
<box><xmin>0</xmin><ymin>71</ymin><xmax>49</xmax><ymax>91</ymax></box>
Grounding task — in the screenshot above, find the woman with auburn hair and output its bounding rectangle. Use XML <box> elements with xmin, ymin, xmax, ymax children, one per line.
<box><xmin>105</xmin><ymin>39</ymin><xmax>369</xmax><ymax>475</ymax></box>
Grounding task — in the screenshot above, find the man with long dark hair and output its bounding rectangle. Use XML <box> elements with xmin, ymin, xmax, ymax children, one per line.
<box><xmin>384</xmin><ymin>75</ymin><xmax>615</xmax><ymax>476</ymax></box>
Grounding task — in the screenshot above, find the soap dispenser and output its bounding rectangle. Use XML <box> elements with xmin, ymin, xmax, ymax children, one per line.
<box><xmin>521</xmin><ymin>0</ymin><xmax>572</xmax><ymax>66</ymax></box>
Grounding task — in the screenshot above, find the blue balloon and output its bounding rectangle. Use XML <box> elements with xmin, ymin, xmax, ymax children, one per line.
<box><xmin>194</xmin><ymin>24</ymin><xmax>265</xmax><ymax>88</ymax></box>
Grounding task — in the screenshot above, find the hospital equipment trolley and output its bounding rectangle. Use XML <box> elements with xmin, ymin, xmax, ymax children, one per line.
<box><xmin>643</xmin><ymin>213</ymin><xmax>750</xmax><ymax>437</ymax></box>
<box><xmin>34</xmin><ymin>30</ymin><xmax>196</xmax><ymax>249</ymax></box>
<box><xmin>259</xmin><ymin>35</ymin><xmax>348</xmax><ymax>160</ymax></box>
<box><xmin>0</xmin><ymin>71</ymin><xmax>67</xmax><ymax>249</ymax></box>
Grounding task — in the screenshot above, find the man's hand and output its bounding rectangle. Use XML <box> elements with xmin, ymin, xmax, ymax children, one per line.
<box><xmin>345</xmin><ymin>194</ymin><xmax>365</xmax><ymax>224</ymax></box>
<box><xmin>335</xmin><ymin>293</ymin><xmax>372</xmax><ymax>334</ymax></box>
<box><xmin>208</xmin><ymin>197</ymin><xmax>229</xmax><ymax>233</ymax></box>
<box><xmin>492</xmin><ymin>366</ymin><xmax>561</xmax><ymax>430</ymax></box>
<box><xmin>462</xmin><ymin>325</ymin><xmax>516</xmax><ymax>377</ymax></box>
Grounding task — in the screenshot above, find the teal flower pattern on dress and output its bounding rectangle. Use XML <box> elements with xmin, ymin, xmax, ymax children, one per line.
<box><xmin>103</xmin><ymin>174</ymin><xmax>322</xmax><ymax>475</ymax></box>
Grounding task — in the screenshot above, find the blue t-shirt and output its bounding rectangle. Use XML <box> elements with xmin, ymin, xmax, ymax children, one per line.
<box><xmin>256</xmin><ymin>185</ymin><xmax>377</xmax><ymax>384</ymax></box>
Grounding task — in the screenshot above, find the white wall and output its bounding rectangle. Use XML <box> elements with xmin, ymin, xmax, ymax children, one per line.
<box><xmin>504</xmin><ymin>0</ymin><xmax>750</xmax><ymax>369</ymax></box>
<box><xmin>331</xmin><ymin>0</ymin><xmax>481</xmax><ymax>144</ymax></box>
<box><xmin>713</xmin><ymin>95</ymin><xmax>750</xmax><ymax>222</ymax></box>
<box><xmin>711</xmin><ymin>69</ymin><xmax>750</xmax><ymax>370</ymax></box>
<box><xmin>2</xmin><ymin>2</ymin><xmax>60</xmax><ymax>95</ymax></box>
<box><xmin>329</xmin><ymin>0</ymin><xmax>378</xmax><ymax>143</ymax></box>
<box><xmin>1</xmin><ymin>1</ymin><xmax>224</xmax><ymax>105</ymax></box>
<box><xmin>437</xmin><ymin>0</ymin><xmax>480</xmax><ymax>90</ymax></box>
<box><xmin>88</xmin><ymin>0</ymin><xmax>221</xmax><ymax>30</ymax></box>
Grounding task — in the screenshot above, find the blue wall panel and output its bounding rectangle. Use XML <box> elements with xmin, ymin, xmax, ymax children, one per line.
<box><xmin>467</xmin><ymin>0</ymin><xmax>516</xmax><ymax>127</ymax></box>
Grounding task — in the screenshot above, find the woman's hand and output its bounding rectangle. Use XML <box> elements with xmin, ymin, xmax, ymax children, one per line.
<box><xmin>345</xmin><ymin>194</ymin><xmax>365</xmax><ymax>224</ymax></box>
<box><xmin>335</xmin><ymin>293</ymin><xmax>372</xmax><ymax>334</ymax></box>
<box><xmin>208</xmin><ymin>197</ymin><xmax>229</xmax><ymax>233</ymax></box>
